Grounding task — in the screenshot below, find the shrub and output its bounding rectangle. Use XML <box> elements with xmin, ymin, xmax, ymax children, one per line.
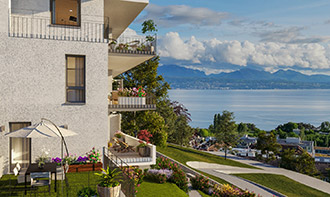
<box><xmin>122</xmin><ymin>167</ymin><xmax>144</xmax><ymax>194</ymax></box>
<box><xmin>153</xmin><ymin>157</ymin><xmax>188</xmax><ymax>192</ymax></box>
<box><xmin>212</xmin><ymin>184</ymin><xmax>257</xmax><ymax>197</ymax></box>
<box><xmin>170</xmin><ymin>169</ymin><xmax>189</xmax><ymax>193</ymax></box>
<box><xmin>145</xmin><ymin>169</ymin><xmax>173</xmax><ymax>183</ymax></box>
<box><xmin>86</xmin><ymin>147</ymin><xmax>101</xmax><ymax>164</ymax></box>
<box><xmin>77</xmin><ymin>187</ymin><xmax>98</xmax><ymax>197</ymax></box>
<box><xmin>191</xmin><ymin>175</ymin><xmax>211</xmax><ymax>194</ymax></box>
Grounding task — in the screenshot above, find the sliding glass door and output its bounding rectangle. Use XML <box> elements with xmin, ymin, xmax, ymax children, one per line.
<box><xmin>9</xmin><ymin>122</ymin><xmax>31</xmax><ymax>171</ymax></box>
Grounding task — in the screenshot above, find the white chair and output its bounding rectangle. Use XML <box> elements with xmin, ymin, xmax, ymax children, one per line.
<box><xmin>30</xmin><ymin>172</ymin><xmax>51</xmax><ymax>192</ymax></box>
<box><xmin>13</xmin><ymin>163</ymin><xmax>30</xmax><ymax>184</ymax></box>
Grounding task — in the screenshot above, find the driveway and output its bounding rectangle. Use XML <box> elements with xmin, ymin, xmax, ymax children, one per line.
<box><xmin>208</xmin><ymin>151</ymin><xmax>330</xmax><ymax>195</ymax></box>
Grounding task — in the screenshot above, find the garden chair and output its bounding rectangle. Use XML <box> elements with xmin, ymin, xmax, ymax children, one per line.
<box><xmin>13</xmin><ymin>163</ymin><xmax>29</xmax><ymax>184</ymax></box>
<box><xmin>30</xmin><ymin>172</ymin><xmax>51</xmax><ymax>193</ymax></box>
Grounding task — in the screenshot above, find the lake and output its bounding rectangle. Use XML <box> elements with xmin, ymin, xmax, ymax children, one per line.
<box><xmin>168</xmin><ymin>89</ymin><xmax>330</xmax><ymax>130</ymax></box>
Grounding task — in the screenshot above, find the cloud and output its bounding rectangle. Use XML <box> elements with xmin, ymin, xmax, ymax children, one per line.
<box><xmin>184</xmin><ymin>66</ymin><xmax>235</xmax><ymax>75</ymax></box>
<box><xmin>158</xmin><ymin>32</ymin><xmax>330</xmax><ymax>72</ymax></box>
<box><xmin>258</xmin><ymin>27</ymin><xmax>330</xmax><ymax>43</ymax></box>
<box><xmin>325</xmin><ymin>19</ymin><xmax>330</xmax><ymax>24</ymax></box>
<box><xmin>141</xmin><ymin>4</ymin><xmax>229</xmax><ymax>27</ymax></box>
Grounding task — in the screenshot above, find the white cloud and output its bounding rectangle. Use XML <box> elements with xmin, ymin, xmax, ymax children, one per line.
<box><xmin>141</xmin><ymin>4</ymin><xmax>229</xmax><ymax>27</ymax></box>
<box><xmin>184</xmin><ymin>66</ymin><xmax>235</xmax><ymax>75</ymax></box>
<box><xmin>158</xmin><ymin>32</ymin><xmax>330</xmax><ymax>71</ymax></box>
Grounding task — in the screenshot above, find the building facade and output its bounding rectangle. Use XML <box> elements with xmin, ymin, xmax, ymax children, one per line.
<box><xmin>0</xmin><ymin>0</ymin><xmax>155</xmax><ymax>176</ymax></box>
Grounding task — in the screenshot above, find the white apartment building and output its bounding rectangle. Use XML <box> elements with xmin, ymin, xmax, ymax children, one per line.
<box><xmin>0</xmin><ymin>0</ymin><xmax>156</xmax><ymax>176</ymax></box>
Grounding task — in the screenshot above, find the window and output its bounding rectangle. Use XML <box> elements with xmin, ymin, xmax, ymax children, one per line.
<box><xmin>51</xmin><ymin>0</ymin><xmax>81</xmax><ymax>26</ymax></box>
<box><xmin>9</xmin><ymin>122</ymin><xmax>31</xmax><ymax>171</ymax></box>
<box><xmin>66</xmin><ymin>55</ymin><xmax>85</xmax><ymax>103</ymax></box>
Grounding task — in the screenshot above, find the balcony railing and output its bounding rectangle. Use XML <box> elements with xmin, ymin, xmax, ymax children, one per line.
<box><xmin>108</xmin><ymin>34</ymin><xmax>157</xmax><ymax>55</ymax></box>
<box><xmin>108</xmin><ymin>91</ymin><xmax>157</xmax><ymax>112</ymax></box>
<box><xmin>9</xmin><ymin>12</ymin><xmax>109</xmax><ymax>43</ymax></box>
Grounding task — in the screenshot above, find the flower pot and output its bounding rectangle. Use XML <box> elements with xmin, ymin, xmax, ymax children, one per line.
<box><xmin>138</xmin><ymin>146</ymin><xmax>150</xmax><ymax>157</ymax></box>
<box><xmin>97</xmin><ymin>184</ymin><xmax>121</xmax><ymax>197</ymax></box>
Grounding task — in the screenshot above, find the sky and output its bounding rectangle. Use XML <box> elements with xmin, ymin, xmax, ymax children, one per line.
<box><xmin>127</xmin><ymin>0</ymin><xmax>330</xmax><ymax>75</ymax></box>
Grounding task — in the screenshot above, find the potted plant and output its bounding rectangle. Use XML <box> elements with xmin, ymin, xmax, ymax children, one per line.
<box><xmin>95</xmin><ymin>167</ymin><xmax>122</xmax><ymax>197</ymax></box>
<box><xmin>109</xmin><ymin>39</ymin><xmax>117</xmax><ymax>50</ymax></box>
<box><xmin>36</xmin><ymin>150</ymin><xmax>51</xmax><ymax>169</ymax></box>
<box><xmin>137</xmin><ymin>130</ymin><xmax>152</xmax><ymax>157</ymax></box>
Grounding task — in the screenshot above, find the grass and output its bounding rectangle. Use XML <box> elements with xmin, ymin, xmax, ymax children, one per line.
<box><xmin>234</xmin><ymin>173</ymin><xmax>330</xmax><ymax>197</ymax></box>
<box><xmin>198</xmin><ymin>190</ymin><xmax>211</xmax><ymax>197</ymax></box>
<box><xmin>0</xmin><ymin>171</ymin><xmax>99</xmax><ymax>197</ymax></box>
<box><xmin>157</xmin><ymin>144</ymin><xmax>258</xmax><ymax>169</ymax></box>
<box><xmin>157</xmin><ymin>144</ymin><xmax>255</xmax><ymax>187</ymax></box>
<box><xmin>136</xmin><ymin>179</ymin><xmax>188</xmax><ymax>197</ymax></box>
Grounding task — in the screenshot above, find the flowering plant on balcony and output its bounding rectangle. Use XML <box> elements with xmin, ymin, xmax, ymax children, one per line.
<box><xmin>117</xmin><ymin>87</ymin><xmax>147</xmax><ymax>97</ymax></box>
<box><xmin>132</xmin><ymin>86</ymin><xmax>146</xmax><ymax>97</ymax></box>
<box><xmin>137</xmin><ymin>130</ymin><xmax>152</xmax><ymax>148</ymax></box>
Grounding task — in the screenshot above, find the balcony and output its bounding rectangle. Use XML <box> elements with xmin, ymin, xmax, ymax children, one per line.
<box><xmin>108</xmin><ymin>34</ymin><xmax>156</xmax><ymax>77</ymax></box>
<box><xmin>108</xmin><ymin>90</ymin><xmax>156</xmax><ymax>112</ymax></box>
<box><xmin>108</xmin><ymin>133</ymin><xmax>156</xmax><ymax>166</ymax></box>
<box><xmin>8</xmin><ymin>10</ymin><xmax>109</xmax><ymax>43</ymax></box>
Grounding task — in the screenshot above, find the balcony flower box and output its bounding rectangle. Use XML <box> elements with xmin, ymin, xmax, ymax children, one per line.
<box><xmin>118</xmin><ymin>97</ymin><xmax>146</xmax><ymax>105</ymax></box>
<box><xmin>68</xmin><ymin>162</ymin><xmax>102</xmax><ymax>173</ymax></box>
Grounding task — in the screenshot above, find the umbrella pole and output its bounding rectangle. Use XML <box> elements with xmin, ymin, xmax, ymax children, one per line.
<box><xmin>61</xmin><ymin>137</ymin><xmax>64</xmax><ymax>195</ymax></box>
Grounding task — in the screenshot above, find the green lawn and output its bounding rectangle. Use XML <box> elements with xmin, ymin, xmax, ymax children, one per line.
<box><xmin>198</xmin><ymin>190</ymin><xmax>211</xmax><ymax>197</ymax></box>
<box><xmin>137</xmin><ymin>179</ymin><xmax>188</xmax><ymax>197</ymax></box>
<box><xmin>157</xmin><ymin>144</ymin><xmax>258</xmax><ymax>169</ymax></box>
<box><xmin>157</xmin><ymin>144</ymin><xmax>257</xmax><ymax>186</ymax></box>
<box><xmin>0</xmin><ymin>171</ymin><xmax>99</xmax><ymax>197</ymax></box>
<box><xmin>234</xmin><ymin>173</ymin><xmax>330</xmax><ymax>197</ymax></box>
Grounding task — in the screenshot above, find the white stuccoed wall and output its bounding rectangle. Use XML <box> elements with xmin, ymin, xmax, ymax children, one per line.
<box><xmin>0</xmin><ymin>0</ymin><xmax>109</xmax><ymax>175</ymax></box>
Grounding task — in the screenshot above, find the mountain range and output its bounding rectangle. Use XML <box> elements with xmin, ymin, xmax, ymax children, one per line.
<box><xmin>158</xmin><ymin>65</ymin><xmax>330</xmax><ymax>83</ymax></box>
<box><xmin>158</xmin><ymin>65</ymin><xmax>330</xmax><ymax>89</ymax></box>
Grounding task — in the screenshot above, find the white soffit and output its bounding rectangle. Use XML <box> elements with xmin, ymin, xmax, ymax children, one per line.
<box><xmin>104</xmin><ymin>0</ymin><xmax>149</xmax><ymax>39</ymax></box>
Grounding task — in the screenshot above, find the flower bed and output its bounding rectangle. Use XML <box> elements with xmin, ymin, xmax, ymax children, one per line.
<box><xmin>52</xmin><ymin>147</ymin><xmax>102</xmax><ymax>173</ymax></box>
<box><xmin>68</xmin><ymin>162</ymin><xmax>102</xmax><ymax>173</ymax></box>
<box><xmin>191</xmin><ymin>175</ymin><xmax>259</xmax><ymax>197</ymax></box>
<box><xmin>147</xmin><ymin>156</ymin><xmax>189</xmax><ymax>193</ymax></box>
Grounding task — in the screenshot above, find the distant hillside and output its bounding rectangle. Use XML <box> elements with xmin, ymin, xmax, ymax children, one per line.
<box><xmin>158</xmin><ymin>65</ymin><xmax>330</xmax><ymax>89</ymax></box>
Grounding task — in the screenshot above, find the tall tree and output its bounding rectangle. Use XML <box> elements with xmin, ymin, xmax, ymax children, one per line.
<box><xmin>256</xmin><ymin>131</ymin><xmax>281</xmax><ymax>161</ymax></box>
<box><xmin>213</xmin><ymin>110</ymin><xmax>239</xmax><ymax>160</ymax></box>
<box><xmin>171</xmin><ymin>116</ymin><xmax>193</xmax><ymax>146</ymax></box>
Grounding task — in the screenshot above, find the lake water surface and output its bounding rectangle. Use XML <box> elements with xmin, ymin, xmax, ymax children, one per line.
<box><xmin>168</xmin><ymin>89</ymin><xmax>330</xmax><ymax>130</ymax></box>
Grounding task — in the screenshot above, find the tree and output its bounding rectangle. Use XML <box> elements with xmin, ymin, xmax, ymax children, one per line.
<box><xmin>237</xmin><ymin>123</ymin><xmax>248</xmax><ymax>134</ymax></box>
<box><xmin>213</xmin><ymin>111</ymin><xmax>239</xmax><ymax>160</ymax></box>
<box><xmin>295</xmin><ymin>151</ymin><xmax>317</xmax><ymax>175</ymax></box>
<box><xmin>171</xmin><ymin>116</ymin><xmax>193</xmax><ymax>146</ymax></box>
<box><xmin>320</xmin><ymin>121</ymin><xmax>330</xmax><ymax>132</ymax></box>
<box><xmin>135</xmin><ymin>111</ymin><xmax>168</xmax><ymax>147</ymax></box>
<box><xmin>171</xmin><ymin>101</ymin><xmax>191</xmax><ymax>122</ymax></box>
<box><xmin>256</xmin><ymin>131</ymin><xmax>281</xmax><ymax>161</ymax></box>
<box><xmin>280</xmin><ymin>149</ymin><xmax>297</xmax><ymax>170</ymax></box>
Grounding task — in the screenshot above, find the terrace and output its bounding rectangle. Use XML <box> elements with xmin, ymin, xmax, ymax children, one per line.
<box><xmin>107</xmin><ymin>132</ymin><xmax>156</xmax><ymax>166</ymax></box>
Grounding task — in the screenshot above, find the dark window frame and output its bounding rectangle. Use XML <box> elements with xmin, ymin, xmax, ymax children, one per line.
<box><xmin>9</xmin><ymin>122</ymin><xmax>32</xmax><ymax>172</ymax></box>
<box><xmin>66</xmin><ymin>55</ymin><xmax>86</xmax><ymax>104</ymax></box>
<box><xmin>50</xmin><ymin>0</ymin><xmax>81</xmax><ymax>27</ymax></box>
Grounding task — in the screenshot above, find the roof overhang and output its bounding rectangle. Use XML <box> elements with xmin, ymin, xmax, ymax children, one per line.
<box><xmin>104</xmin><ymin>0</ymin><xmax>149</xmax><ymax>39</ymax></box>
<box><xmin>108</xmin><ymin>53</ymin><xmax>154</xmax><ymax>77</ymax></box>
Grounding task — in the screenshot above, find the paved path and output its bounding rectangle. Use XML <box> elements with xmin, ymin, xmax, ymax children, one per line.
<box><xmin>209</xmin><ymin>151</ymin><xmax>330</xmax><ymax>195</ymax></box>
<box><xmin>187</xmin><ymin>161</ymin><xmax>282</xmax><ymax>197</ymax></box>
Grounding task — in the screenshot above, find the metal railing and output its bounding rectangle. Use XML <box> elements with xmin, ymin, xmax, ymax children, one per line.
<box><xmin>9</xmin><ymin>12</ymin><xmax>109</xmax><ymax>43</ymax></box>
<box><xmin>103</xmin><ymin>147</ymin><xmax>135</xmax><ymax>197</ymax></box>
<box><xmin>109</xmin><ymin>34</ymin><xmax>157</xmax><ymax>55</ymax></box>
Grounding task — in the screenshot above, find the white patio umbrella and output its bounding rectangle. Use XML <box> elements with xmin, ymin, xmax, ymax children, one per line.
<box><xmin>5</xmin><ymin>118</ymin><xmax>77</xmax><ymax>193</ymax></box>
